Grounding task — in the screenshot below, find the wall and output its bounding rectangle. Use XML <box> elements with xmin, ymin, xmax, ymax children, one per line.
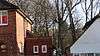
<box><xmin>0</xmin><ymin>10</ymin><xmax>16</xmax><ymax>34</ymax></box>
<box><xmin>0</xmin><ymin>9</ymin><xmax>19</xmax><ymax>56</ymax></box>
<box><xmin>24</xmin><ymin>19</ymin><xmax>32</xmax><ymax>31</ymax></box>
<box><xmin>24</xmin><ymin>37</ymin><xmax>53</xmax><ymax>56</ymax></box>
<box><xmin>0</xmin><ymin>9</ymin><xmax>32</xmax><ymax>56</ymax></box>
<box><xmin>16</xmin><ymin>11</ymin><xmax>32</xmax><ymax>53</ymax></box>
<box><xmin>16</xmin><ymin>11</ymin><xmax>25</xmax><ymax>53</ymax></box>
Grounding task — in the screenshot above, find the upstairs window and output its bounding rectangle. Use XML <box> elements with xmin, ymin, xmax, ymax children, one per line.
<box><xmin>42</xmin><ymin>45</ymin><xmax>47</xmax><ymax>53</ymax></box>
<box><xmin>0</xmin><ymin>10</ymin><xmax>8</xmax><ymax>25</ymax></box>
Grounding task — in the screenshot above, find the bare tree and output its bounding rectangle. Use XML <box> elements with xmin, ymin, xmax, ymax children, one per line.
<box><xmin>54</xmin><ymin>0</ymin><xmax>82</xmax><ymax>56</ymax></box>
<box><xmin>81</xmin><ymin>0</ymin><xmax>100</xmax><ymax>23</ymax></box>
<box><xmin>8</xmin><ymin>0</ymin><xmax>56</xmax><ymax>37</ymax></box>
<box><xmin>7</xmin><ymin>0</ymin><xmax>85</xmax><ymax>56</ymax></box>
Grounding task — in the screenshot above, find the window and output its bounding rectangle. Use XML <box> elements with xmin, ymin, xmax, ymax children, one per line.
<box><xmin>0</xmin><ymin>10</ymin><xmax>8</xmax><ymax>25</ymax></box>
<box><xmin>73</xmin><ymin>53</ymin><xmax>79</xmax><ymax>56</ymax></box>
<box><xmin>73</xmin><ymin>53</ymin><xmax>95</xmax><ymax>56</ymax></box>
<box><xmin>87</xmin><ymin>53</ymin><xmax>94</xmax><ymax>56</ymax></box>
<box><xmin>0</xmin><ymin>45</ymin><xmax>6</xmax><ymax>49</ymax></box>
<box><xmin>95</xmin><ymin>53</ymin><xmax>100</xmax><ymax>56</ymax></box>
<box><xmin>42</xmin><ymin>45</ymin><xmax>47</xmax><ymax>53</ymax></box>
<box><xmin>33</xmin><ymin>46</ymin><xmax>39</xmax><ymax>53</ymax></box>
<box><xmin>81</xmin><ymin>53</ymin><xmax>94</xmax><ymax>56</ymax></box>
<box><xmin>0</xmin><ymin>44</ymin><xmax>7</xmax><ymax>52</ymax></box>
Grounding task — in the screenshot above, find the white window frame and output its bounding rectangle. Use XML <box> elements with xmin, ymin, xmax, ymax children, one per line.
<box><xmin>0</xmin><ymin>10</ymin><xmax>8</xmax><ymax>26</ymax></box>
<box><xmin>42</xmin><ymin>45</ymin><xmax>47</xmax><ymax>53</ymax></box>
<box><xmin>33</xmin><ymin>46</ymin><xmax>39</xmax><ymax>53</ymax></box>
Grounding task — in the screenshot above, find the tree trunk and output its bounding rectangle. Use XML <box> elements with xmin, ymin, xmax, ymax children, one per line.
<box><xmin>68</xmin><ymin>7</ymin><xmax>76</xmax><ymax>44</ymax></box>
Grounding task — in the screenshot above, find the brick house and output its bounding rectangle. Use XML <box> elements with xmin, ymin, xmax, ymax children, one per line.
<box><xmin>0</xmin><ymin>0</ymin><xmax>32</xmax><ymax>56</ymax></box>
<box><xmin>24</xmin><ymin>35</ymin><xmax>53</xmax><ymax>56</ymax></box>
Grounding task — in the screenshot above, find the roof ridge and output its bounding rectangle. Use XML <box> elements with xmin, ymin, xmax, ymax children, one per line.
<box><xmin>83</xmin><ymin>13</ymin><xmax>100</xmax><ymax>30</ymax></box>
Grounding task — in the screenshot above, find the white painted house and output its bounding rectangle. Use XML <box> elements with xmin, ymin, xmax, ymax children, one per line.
<box><xmin>70</xmin><ymin>13</ymin><xmax>100</xmax><ymax>56</ymax></box>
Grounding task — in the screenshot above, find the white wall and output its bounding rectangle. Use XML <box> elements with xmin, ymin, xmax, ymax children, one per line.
<box><xmin>70</xmin><ymin>18</ymin><xmax>100</xmax><ymax>53</ymax></box>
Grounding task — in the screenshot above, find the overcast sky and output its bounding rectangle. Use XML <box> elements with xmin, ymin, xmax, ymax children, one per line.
<box><xmin>49</xmin><ymin>0</ymin><xmax>100</xmax><ymax>26</ymax></box>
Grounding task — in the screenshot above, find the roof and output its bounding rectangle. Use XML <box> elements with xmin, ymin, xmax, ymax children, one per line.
<box><xmin>0</xmin><ymin>0</ymin><xmax>19</xmax><ymax>10</ymax></box>
<box><xmin>70</xmin><ymin>12</ymin><xmax>100</xmax><ymax>53</ymax></box>
<box><xmin>83</xmin><ymin>13</ymin><xmax>100</xmax><ymax>30</ymax></box>
<box><xmin>70</xmin><ymin>15</ymin><xmax>100</xmax><ymax>53</ymax></box>
<box><xmin>16</xmin><ymin>9</ymin><xmax>33</xmax><ymax>24</ymax></box>
<box><xmin>0</xmin><ymin>0</ymin><xmax>33</xmax><ymax>24</ymax></box>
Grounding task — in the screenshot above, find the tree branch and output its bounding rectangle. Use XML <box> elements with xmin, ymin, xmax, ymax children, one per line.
<box><xmin>71</xmin><ymin>0</ymin><xmax>81</xmax><ymax>10</ymax></box>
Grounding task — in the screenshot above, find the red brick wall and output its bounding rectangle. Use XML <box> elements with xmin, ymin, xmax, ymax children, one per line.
<box><xmin>0</xmin><ymin>34</ymin><xmax>19</xmax><ymax>56</ymax></box>
<box><xmin>24</xmin><ymin>37</ymin><xmax>53</xmax><ymax>56</ymax></box>
<box><xmin>0</xmin><ymin>9</ymin><xmax>16</xmax><ymax>34</ymax></box>
<box><xmin>0</xmin><ymin>9</ymin><xmax>19</xmax><ymax>56</ymax></box>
